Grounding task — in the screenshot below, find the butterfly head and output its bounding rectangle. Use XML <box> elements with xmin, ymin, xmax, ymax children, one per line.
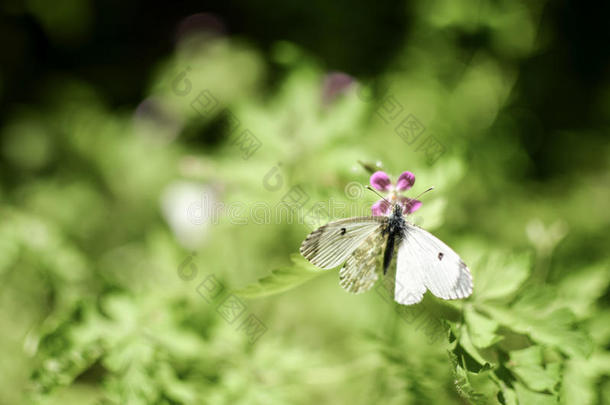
<box><xmin>391</xmin><ymin>202</ymin><xmax>403</xmax><ymax>217</ymax></box>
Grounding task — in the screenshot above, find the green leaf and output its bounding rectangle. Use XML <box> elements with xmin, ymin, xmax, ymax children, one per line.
<box><xmin>514</xmin><ymin>382</ymin><xmax>558</xmax><ymax>405</ymax></box>
<box><xmin>482</xmin><ymin>299</ymin><xmax>592</xmax><ymax>358</ymax></box>
<box><xmin>509</xmin><ymin>346</ymin><xmax>560</xmax><ymax>393</ymax></box>
<box><xmin>557</xmin><ymin>262</ymin><xmax>610</xmax><ymax>318</ymax></box>
<box><xmin>449</xmin><ymin>351</ymin><xmax>497</xmax><ymax>405</ymax></box>
<box><xmin>497</xmin><ymin>380</ymin><xmax>518</xmax><ymax>405</ymax></box>
<box><xmin>458</xmin><ymin>329</ymin><xmax>489</xmax><ymax>367</ymax></box>
<box><xmin>562</xmin><ymin>351</ymin><xmax>610</xmax><ymax>405</ymax></box>
<box><xmin>233</xmin><ymin>254</ymin><xmax>327</xmax><ymax>298</ymax></box>
<box><xmin>465</xmin><ymin>307</ymin><xmax>502</xmax><ymax>348</ymax></box>
<box><xmin>452</xmin><ymin>320</ymin><xmax>496</xmax><ymax>368</ymax></box>
<box><xmin>472</xmin><ymin>252</ymin><xmax>531</xmax><ymax>302</ymax></box>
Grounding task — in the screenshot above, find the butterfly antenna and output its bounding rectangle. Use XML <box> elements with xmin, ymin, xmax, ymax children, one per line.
<box><xmin>413</xmin><ymin>187</ymin><xmax>434</xmax><ymax>201</ymax></box>
<box><xmin>365</xmin><ymin>185</ymin><xmax>392</xmax><ymax>205</ymax></box>
<box><xmin>358</xmin><ymin>160</ymin><xmax>382</xmax><ymax>174</ymax></box>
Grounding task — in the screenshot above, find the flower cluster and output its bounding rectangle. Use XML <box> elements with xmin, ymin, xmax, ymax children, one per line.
<box><xmin>370</xmin><ymin>171</ymin><xmax>422</xmax><ymax>216</ymax></box>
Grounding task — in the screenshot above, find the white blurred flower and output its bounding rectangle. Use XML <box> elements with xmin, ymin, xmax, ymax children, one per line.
<box><xmin>526</xmin><ymin>218</ymin><xmax>569</xmax><ymax>255</ymax></box>
<box><xmin>161</xmin><ymin>180</ymin><xmax>218</xmax><ymax>249</ymax></box>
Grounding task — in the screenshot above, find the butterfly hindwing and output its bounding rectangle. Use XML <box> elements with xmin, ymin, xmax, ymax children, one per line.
<box><xmin>394</xmin><ymin>223</ymin><xmax>472</xmax><ymax>305</ymax></box>
<box><xmin>300</xmin><ymin>217</ymin><xmax>387</xmax><ymax>269</ymax></box>
<box><xmin>339</xmin><ymin>226</ymin><xmax>386</xmax><ymax>294</ymax></box>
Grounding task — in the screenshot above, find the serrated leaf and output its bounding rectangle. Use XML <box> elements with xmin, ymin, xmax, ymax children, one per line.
<box><xmin>588</xmin><ymin>310</ymin><xmax>610</xmax><ymax>344</ymax></box>
<box><xmin>509</xmin><ymin>346</ymin><xmax>560</xmax><ymax>392</ymax></box>
<box><xmin>482</xmin><ymin>302</ymin><xmax>592</xmax><ymax>358</ymax></box>
<box><xmin>465</xmin><ymin>307</ymin><xmax>502</xmax><ymax>348</ymax></box>
<box><xmin>449</xmin><ymin>352</ymin><xmax>497</xmax><ymax>404</ymax></box>
<box><xmin>514</xmin><ymin>382</ymin><xmax>558</xmax><ymax>405</ymax></box>
<box><xmin>557</xmin><ymin>262</ymin><xmax>610</xmax><ymax>318</ymax></box>
<box><xmin>497</xmin><ymin>380</ymin><xmax>518</xmax><ymax>405</ymax></box>
<box><xmin>457</xmin><ymin>327</ymin><xmax>493</xmax><ymax>367</ymax></box>
<box><xmin>509</xmin><ymin>345</ymin><xmax>543</xmax><ymax>364</ymax></box>
<box><xmin>233</xmin><ymin>253</ymin><xmax>327</xmax><ymax>298</ymax></box>
<box><xmin>562</xmin><ymin>351</ymin><xmax>610</xmax><ymax>405</ymax></box>
<box><xmin>472</xmin><ymin>252</ymin><xmax>531</xmax><ymax>302</ymax></box>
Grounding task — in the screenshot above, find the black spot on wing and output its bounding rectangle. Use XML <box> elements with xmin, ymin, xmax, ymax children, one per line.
<box><xmin>340</xmin><ymin>227</ymin><xmax>346</xmax><ymax>235</ymax></box>
<box><xmin>438</xmin><ymin>252</ymin><xmax>444</xmax><ymax>261</ymax></box>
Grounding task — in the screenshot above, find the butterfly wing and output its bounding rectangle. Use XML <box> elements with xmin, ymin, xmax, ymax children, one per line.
<box><xmin>300</xmin><ymin>217</ymin><xmax>387</xmax><ymax>269</ymax></box>
<box><xmin>339</xmin><ymin>226</ymin><xmax>386</xmax><ymax>294</ymax></box>
<box><xmin>394</xmin><ymin>224</ymin><xmax>472</xmax><ymax>305</ymax></box>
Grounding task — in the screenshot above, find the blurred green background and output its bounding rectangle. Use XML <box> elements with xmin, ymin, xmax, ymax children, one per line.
<box><xmin>1</xmin><ymin>0</ymin><xmax>609</xmax><ymax>404</ymax></box>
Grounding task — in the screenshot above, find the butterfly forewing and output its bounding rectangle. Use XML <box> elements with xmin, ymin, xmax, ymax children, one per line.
<box><xmin>339</xmin><ymin>227</ymin><xmax>386</xmax><ymax>294</ymax></box>
<box><xmin>394</xmin><ymin>223</ymin><xmax>472</xmax><ymax>305</ymax></box>
<box><xmin>394</xmin><ymin>237</ymin><xmax>427</xmax><ymax>305</ymax></box>
<box><xmin>300</xmin><ymin>217</ymin><xmax>387</xmax><ymax>269</ymax></box>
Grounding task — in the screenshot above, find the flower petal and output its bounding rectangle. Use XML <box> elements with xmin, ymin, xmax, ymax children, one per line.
<box><xmin>399</xmin><ymin>197</ymin><xmax>422</xmax><ymax>214</ymax></box>
<box><xmin>396</xmin><ymin>171</ymin><xmax>415</xmax><ymax>191</ymax></box>
<box><xmin>322</xmin><ymin>72</ymin><xmax>354</xmax><ymax>104</ymax></box>
<box><xmin>370</xmin><ymin>171</ymin><xmax>392</xmax><ymax>191</ymax></box>
<box><xmin>371</xmin><ymin>199</ymin><xmax>391</xmax><ymax>216</ymax></box>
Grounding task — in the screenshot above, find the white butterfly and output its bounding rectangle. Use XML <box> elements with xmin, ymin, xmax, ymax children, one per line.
<box><xmin>300</xmin><ymin>203</ymin><xmax>472</xmax><ymax>305</ymax></box>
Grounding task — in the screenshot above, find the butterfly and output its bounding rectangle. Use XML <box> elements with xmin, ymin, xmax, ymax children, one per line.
<box><xmin>300</xmin><ymin>199</ymin><xmax>472</xmax><ymax>305</ymax></box>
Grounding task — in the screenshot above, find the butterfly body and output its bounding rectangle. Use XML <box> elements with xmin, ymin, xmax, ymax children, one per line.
<box><xmin>300</xmin><ymin>202</ymin><xmax>472</xmax><ymax>305</ymax></box>
<box><xmin>382</xmin><ymin>203</ymin><xmax>408</xmax><ymax>274</ymax></box>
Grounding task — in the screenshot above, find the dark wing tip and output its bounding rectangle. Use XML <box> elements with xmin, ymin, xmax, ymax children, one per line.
<box><xmin>457</xmin><ymin>259</ymin><xmax>473</xmax><ymax>296</ymax></box>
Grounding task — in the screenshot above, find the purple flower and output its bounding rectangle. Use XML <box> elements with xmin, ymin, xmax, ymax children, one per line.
<box><xmin>370</xmin><ymin>171</ymin><xmax>422</xmax><ymax>216</ymax></box>
<box><xmin>322</xmin><ymin>72</ymin><xmax>354</xmax><ymax>104</ymax></box>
